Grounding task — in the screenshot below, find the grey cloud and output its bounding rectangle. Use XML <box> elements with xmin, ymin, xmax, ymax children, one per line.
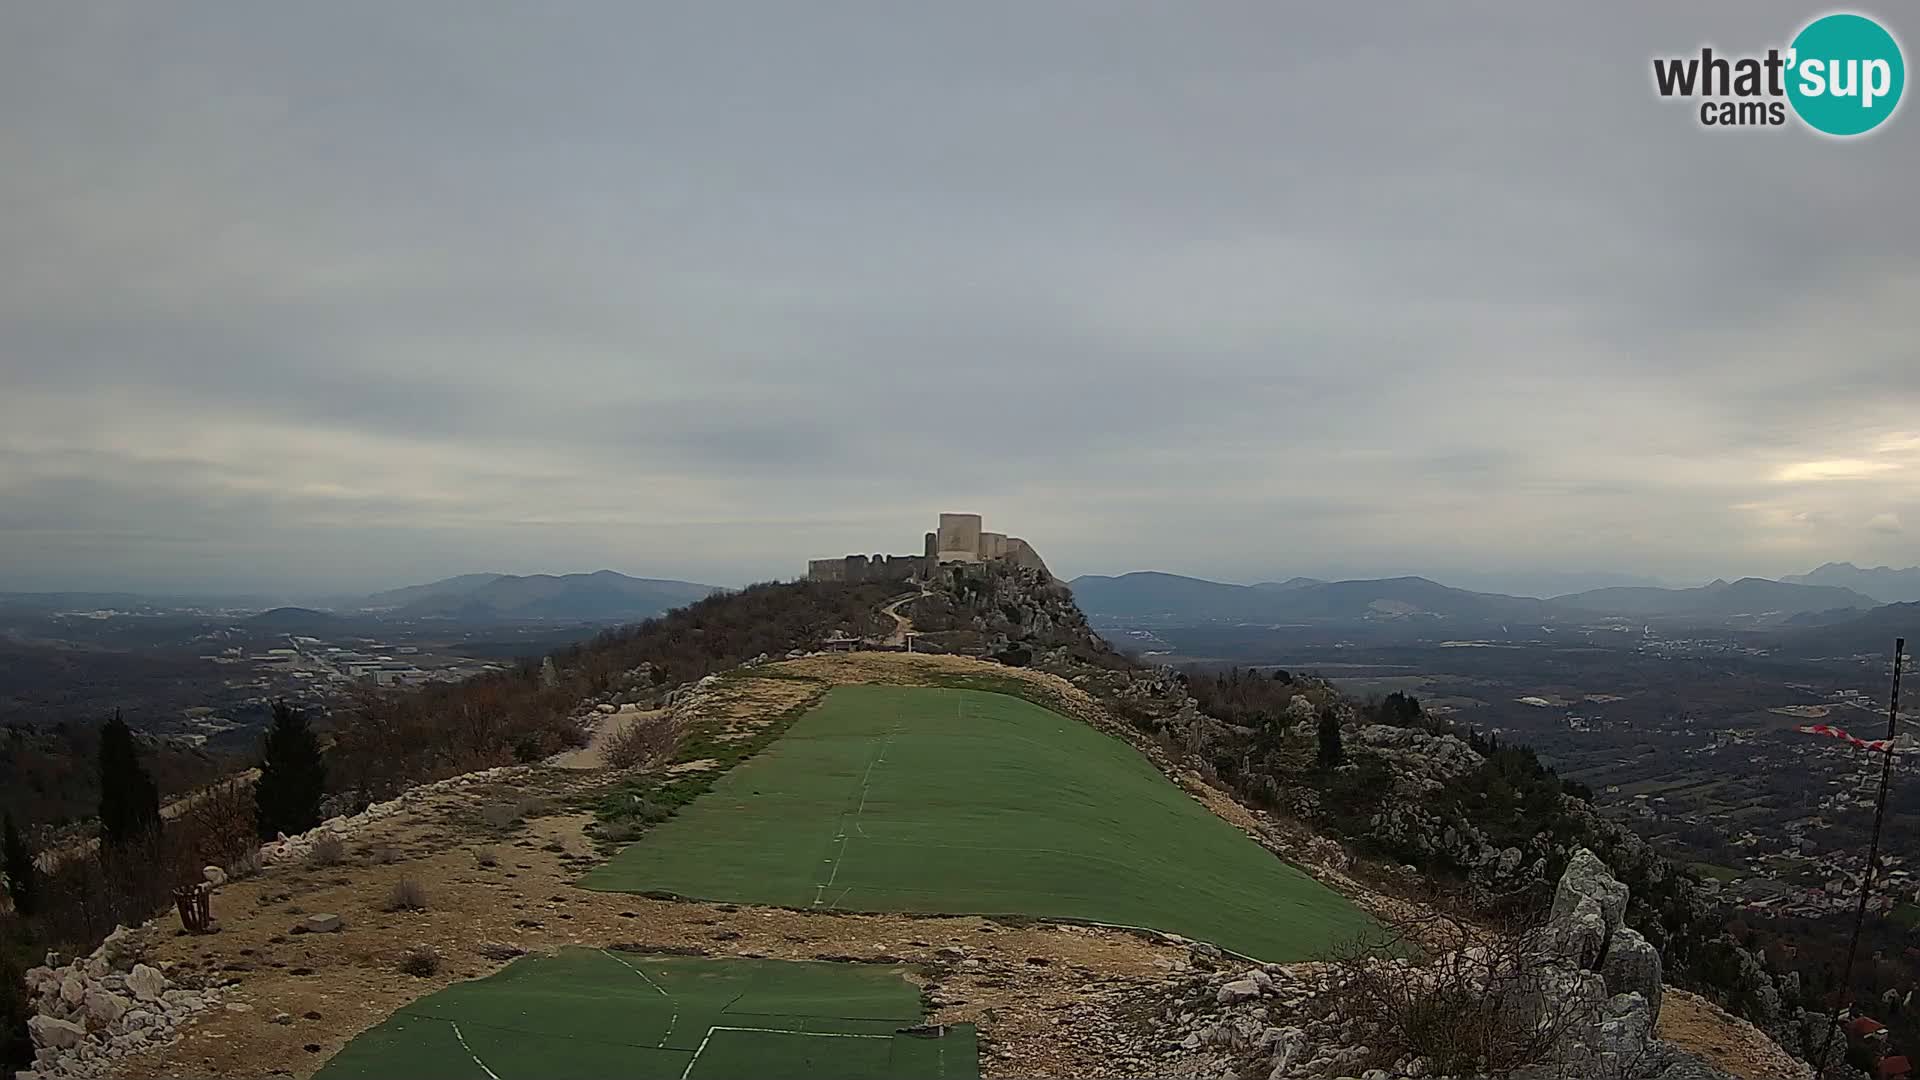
<box><xmin>3</xmin><ymin>2</ymin><xmax>1918</xmax><ymax>593</ymax></box>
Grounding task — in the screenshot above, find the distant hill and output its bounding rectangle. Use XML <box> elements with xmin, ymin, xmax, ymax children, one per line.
<box><xmin>1783</xmin><ymin>562</ymin><xmax>1920</xmax><ymax>604</ymax></box>
<box><xmin>1551</xmin><ymin>577</ymin><xmax>1876</xmax><ymax>618</ymax></box>
<box><xmin>360</xmin><ymin>571</ymin><xmax>722</xmax><ymax>622</ymax></box>
<box><xmin>361</xmin><ymin>573</ymin><xmax>508</xmax><ymax>611</ymax></box>
<box><xmin>1772</xmin><ymin>602</ymin><xmax>1919</xmax><ymax>657</ymax></box>
<box><xmin>1251</xmin><ymin>577</ymin><xmax>1324</xmax><ymax>592</ymax></box>
<box><xmin>247</xmin><ymin>606</ymin><xmax>347</xmax><ymax>629</ymax></box>
<box><xmin>1066</xmin><ymin>571</ymin><xmax>1549</xmax><ymax>623</ymax></box>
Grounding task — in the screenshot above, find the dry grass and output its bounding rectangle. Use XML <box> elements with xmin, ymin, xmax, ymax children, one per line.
<box><xmin>473</xmin><ymin>846</ymin><xmax>498</xmax><ymax>868</ymax></box>
<box><xmin>603</xmin><ymin>715</ymin><xmax>681</xmax><ymax>770</ymax></box>
<box><xmin>307</xmin><ymin>834</ymin><xmax>345</xmax><ymax>868</ymax></box>
<box><xmin>397</xmin><ymin>944</ymin><xmax>440</xmax><ymax>977</ymax></box>
<box><xmin>384</xmin><ymin>876</ymin><xmax>428</xmax><ymax>913</ymax></box>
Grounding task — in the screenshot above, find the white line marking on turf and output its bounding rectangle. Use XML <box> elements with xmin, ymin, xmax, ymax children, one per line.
<box><xmin>601</xmin><ymin>949</ymin><xmax>678</xmax><ymax>1047</ymax></box>
<box><xmin>448</xmin><ymin>1021</ymin><xmax>502</xmax><ymax>1080</ymax></box>
<box><xmin>813</xmin><ymin>717</ymin><xmax>903</xmax><ymax>907</ymax></box>
<box><xmin>679</xmin><ymin>1024</ymin><xmax>897</xmax><ymax>1079</ymax></box>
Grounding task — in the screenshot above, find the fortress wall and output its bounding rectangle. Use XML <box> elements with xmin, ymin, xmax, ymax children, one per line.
<box><xmin>1003</xmin><ymin>538</ymin><xmax>1051</xmax><ymax>578</ymax></box>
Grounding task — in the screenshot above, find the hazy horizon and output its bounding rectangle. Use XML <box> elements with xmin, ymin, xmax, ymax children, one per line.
<box><xmin>5</xmin><ymin>4</ymin><xmax>1917</xmax><ymax>595</ymax></box>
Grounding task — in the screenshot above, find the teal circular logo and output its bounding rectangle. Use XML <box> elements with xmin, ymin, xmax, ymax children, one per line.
<box><xmin>1787</xmin><ymin>13</ymin><xmax>1905</xmax><ymax>136</ymax></box>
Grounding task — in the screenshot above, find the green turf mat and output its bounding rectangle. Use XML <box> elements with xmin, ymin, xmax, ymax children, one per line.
<box><xmin>314</xmin><ymin>950</ymin><xmax>976</xmax><ymax>1080</ymax></box>
<box><xmin>581</xmin><ymin>685</ymin><xmax>1374</xmax><ymax>960</ymax></box>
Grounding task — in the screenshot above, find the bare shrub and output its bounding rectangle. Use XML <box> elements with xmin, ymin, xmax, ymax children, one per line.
<box><xmin>174</xmin><ymin>779</ymin><xmax>258</xmax><ymax>869</ymax></box>
<box><xmin>225</xmin><ymin>846</ymin><xmax>263</xmax><ymax>882</ymax></box>
<box><xmin>385</xmin><ymin>876</ymin><xmax>428</xmax><ymax>912</ymax></box>
<box><xmin>398</xmin><ymin>944</ymin><xmax>441</xmax><ymax>976</ymax></box>
<box><xmin>473</xmin><ymin>846</ymin><xmax>498</xmax><ymax>868</ymax></box>
<box><xmin>1323</xmin><ymin>907</ymin><xmax>1596</xmax><ymax>1079</ymax></box>
<box><xmin>603</xmin><ymin>716</ymin><xmax>681</xmax><ymax>770</ymax></box>
<box><xmin>307</xmin><ymin>834</ymin><xmax>345</xmax><ymax>867</ymax></box>
<box><xmin>478</xmin><ymin>803</ymin><xmax>518</xmax><ymax>830</ymax></box>
<box><xmin>367</xmin><ymin>843</ymin><xmax>399</xmax><ymax>865</ymax></box>
<box><xmin>476</xmin><ymin>941</ymin><xmax>525</xmax><ymax>961</ymax></box>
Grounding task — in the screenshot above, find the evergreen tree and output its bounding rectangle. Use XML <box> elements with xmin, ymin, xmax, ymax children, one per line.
<box><xmin>1316</xmin><ymin>707</ymin><xmax>1345</xmax><ymax>769</ymax></box>
<box><xmin>2</xmin><ymin>812</ymin><xmax>34</xmax><ymax>917</ymax></box>
<box><xmin>97</xmin><ymin>711</ymin><xmax>160</xmax><ymax>844</ymax></box>
<box><xmin>255</xmin><ymin>702</ymin><xmax>327</xmax><ymax>839</ymax></box>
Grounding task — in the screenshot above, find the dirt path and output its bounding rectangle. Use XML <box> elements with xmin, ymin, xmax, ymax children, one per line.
<box><xmin>547</xmin><ymin>705</ymin><xmax>662</xmax><ymax>770</ymax></box>
<box><xmin>878</xmin><ymin>590</ymin><xmax>925</xmax><ymax>647</ymax></box>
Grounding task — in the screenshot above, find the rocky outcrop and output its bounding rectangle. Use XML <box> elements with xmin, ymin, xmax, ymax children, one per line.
<box><xmin>1143</xmin><ymin>850</ymin><xmax>1738</xmax><ymax>1080</ymax></box>
<box><xmin>18</xmin><ymin>925</ymin><xmax>218</xmax><ymax>1080</ymax></box>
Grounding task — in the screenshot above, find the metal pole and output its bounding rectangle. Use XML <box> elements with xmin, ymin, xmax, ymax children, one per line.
<box><xmin>1817</xmin><ymin>638</ymin><xmax>1905</xmax><ymax>1075</ymax></box>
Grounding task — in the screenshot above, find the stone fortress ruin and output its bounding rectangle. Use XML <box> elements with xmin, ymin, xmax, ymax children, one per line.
<box><xmin>806</xmin><ymin>512</ymin><xmax>1050</xmax><ymax>583</ymax></box>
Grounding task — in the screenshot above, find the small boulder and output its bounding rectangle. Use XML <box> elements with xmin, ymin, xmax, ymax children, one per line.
<box><xmin>58</xmin><ymin>976</ymin><xmax>86</xmax><ymax>1007</ymax></box>
<box><xmin>203</xmin><ymin>865</ymin><xmax>228</xmax><ymax>888</ymax></box>
<box><xmin>27</xmin><ymin>1016</ymin><xmax>86</xmax><ymax>1051</ymax></box>
<box><xmin>84</xmin><ymin>988</ymin><xmax>129</xmax><ymax>1025</ymax></box>
<box><xmin>127</xmin><ymin>964</ymin><xmax>166</xmax><ymax>1002</ymax></box>
<box><xmin>1216</xmin><ymin>977</ymin><xmax>1262</xmax><ymax>1005</ymax></box>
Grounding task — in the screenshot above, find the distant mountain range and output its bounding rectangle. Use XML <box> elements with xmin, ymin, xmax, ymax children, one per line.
<box><xmin>1549</xmin><ymin>577</ymin><xmax>1876</xmax><ymax>618</ymax></box>
<box><xmin>1774</xmin><ymin>602</ymin><xmax>1920</xmax><ymax>657</ymax></box>
<box><xmin>353</xmin><ymin>571</ymin><xmax>721</xmax><ymax>622</ymax></box>
<box><xmin>1068</xmin><ymin>572</ymin><xmax>1551</xmax><ymax>623</ymax></box>
<box><xmin>1782</xmin><ymin>563</ymin><xmax>1920</xmax><ymax>604</ymax></box>
<box><xmin>1067</xmin><ymin>571</ymin><xmax>1877</xmax><ymax>626</ymax></box>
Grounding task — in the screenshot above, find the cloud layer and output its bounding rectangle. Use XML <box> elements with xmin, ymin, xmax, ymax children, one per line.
<box><xmin>3</xmin><ymin>3</ymin><xmax>1918</xmax><ymax>593</ymax></box>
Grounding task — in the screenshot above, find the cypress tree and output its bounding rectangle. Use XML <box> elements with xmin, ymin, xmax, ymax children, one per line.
<box><xmin>1316</xmin><ymin>707</ymin><xmax>1345</xmax><ymax>770</ymax></box>
<box><xmin>2</xmin><ymin>812</ymin><xmax>34</xmax><ymax>917</ymax></box>
<box><xmin>98</xmin><ymin>711</ymin><xmax>161</xmax><ymax>844</ymax></box>
<box><xmin>255</xmin><ymin>702</ymin><xmax>327</xmax><ymax>839</ymax></box>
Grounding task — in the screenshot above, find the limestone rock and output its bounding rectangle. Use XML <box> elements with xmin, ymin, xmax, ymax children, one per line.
<box><xmin>126</xmin><ymin>964</ymin><xmax>165</xmax><ymax>1002</ymax></box>
<box><xmin>203</xmin><ymin>865</ymin><xmax>228</xmax><ymax>888</ymax></box>
<box><xmin>1215</xmin><ymin>977</ymin><xmax>1262</xmax><ymax>1005</ymax></box>
<box><xmin>1602</xmin><ymin>926</ymin><xmax>1664</xmax><ymax>1022</ymax></box>
<box><xmin>83</xmin><ymin>988</ymin><xmax>128</xmax><ymax>1026</ymax></box>
<box><xmin>304</xmin><ymin>913</ymin><xmax>344</xmax><ymax>934</ymax></box>
<box><xmin>1552</xmin><ymin>847</ymin><xmax>1628</xmax><ymax>944</ymax></box>
<box><xmin>27</xmin><ymin>1016</ymin><xmax>85</xmax><ymax>1051</ymax></box>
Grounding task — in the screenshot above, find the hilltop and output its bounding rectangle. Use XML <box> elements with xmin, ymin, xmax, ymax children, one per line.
<box><xmin>8</xmin><ymin>567</ymin><xmax>1816</xmax><ymax>1080</ymax></box>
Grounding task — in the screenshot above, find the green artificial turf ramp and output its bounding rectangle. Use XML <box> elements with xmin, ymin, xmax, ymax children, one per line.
<box><xmin>581</xmin><ymin>684</ymin><xmax>1373</xmax><ymax>960</ymax></box>
<box><xmin>314</xmin><ymin>949</ymin><xmax>974</xmax><ymax>1080</ymax></box>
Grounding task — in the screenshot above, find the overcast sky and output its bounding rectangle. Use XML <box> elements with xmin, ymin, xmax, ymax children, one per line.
<box><xmin>3</xmin><ymin>3</ymin><xmax>1917</xmax><ymax>596</ymax></box>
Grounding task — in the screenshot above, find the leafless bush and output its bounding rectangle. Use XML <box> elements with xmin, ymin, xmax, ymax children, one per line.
<box><xmin>307</xmin><ymin>834</ymin><xmax>345</xmax><ymax>867</ymax></box>
<box><xmin>478</xmin><ymin>803</ymin><xmax>518</xmax><ymax>829</ymax></box>
<box><xmin>175</xmin><ymin>779</ymin><xmax>259</xmax><ymax>869</ymax></box>
<box><xmin>367</xmin><ymin>843</ymin><xmax>399</xmax><ymax>865</ymax></box>
<box><xmin>398</xmin><ymin>944</ymin><xmax>441</xmax><ymax>976</ymax></box>
<box><xmin>1323</xmin><ymin>907</ymin><xmax>1596</xmax><ymax>1078</ymax></box>
<box><xmin>476</xmin><ymin>941</ymin><xmax>525</xmax><ymax>961</ymax></box>
<box><xmin>473</xmin><ymin>846</ymin><xmax>498</xmax><ymax>868</ymax></box>
<box><xmin>225</xmin><ymin>846</ymin><xmax>263</xmax><ymax>881</ymax></box>
<box><xmin>385</xmin><ymin>876</ymin><xmax>428</xmax><ymax>912</ymax></box>
<box><xmin>603</xmin><ymin>715</ymin><xmax>681</xmax><ymax>770</ymax></box>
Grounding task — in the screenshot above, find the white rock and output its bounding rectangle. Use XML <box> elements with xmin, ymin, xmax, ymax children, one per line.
<box><xmin>27</xmin><ymin>1016</ymin><xmax>86</xmax><ymax>1051</ymax></box>
<box><xmin>58</xmin><ymin>976</ymin><xmax>85</xmax><ymax>1007</ymax></box>
<box><xmin>202</xmin><ymin>865</ymin><xmax>227</xmax><ymax>888</ymax></box>
<box><xmin>84</xmin><ymin>988</ymin><xmax>128</xmax><ymax>1025</ymax></box>
<box><xmin>126</xmin><ymin>964</ymin><xmax>165</xmax><ymax>1002</ymax></box>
